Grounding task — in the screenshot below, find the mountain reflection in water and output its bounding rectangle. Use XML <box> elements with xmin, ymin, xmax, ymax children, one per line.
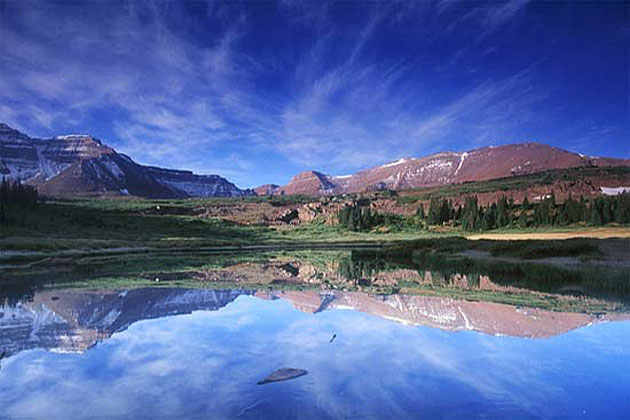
<box><xmin>1</xmin><ymin>287</ymin><xmax>628</xmax><ymax>359</ymax></box>
<box><xmin>1</xmin><ymin>246</ymin><xmax>630</xmax><ymax>420</ymax></box>
<box><xmin>0</xmin><ymin>287</ymin><xmax>629</xmax><ymax>420</ymax></box>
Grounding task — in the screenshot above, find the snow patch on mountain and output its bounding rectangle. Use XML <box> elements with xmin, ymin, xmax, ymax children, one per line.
<box><xmin>157</xmin><ymin>179</ymin><xmax>243</xmax><ymax>197</ymax></box>
<box><xmin>55</xmin><ymin>134</ymin><xmax>92</xmax><ymax>140</ymax></box>
<box><xmin>425</xmin><ymin>159</ymin><xmax>453</xmax><ymax>170</ymax></box>
<box><xmin>381</xmin><ymin>158</ymin><xmax>411</xmax><ymax>168</ymax></box>
<box><xmin>454</xmin><ymin>152</ymin><xmax>468</xmax><ymax>176</ymax></box>
<box><xmin>601</xmin><ymin>186</ymin><xmax>630</xmax><ymax>196</ymax></box>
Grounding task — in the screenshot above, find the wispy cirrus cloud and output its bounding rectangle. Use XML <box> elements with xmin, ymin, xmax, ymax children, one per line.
<box><xmin>0</xmin><ymin>0</ymin><xmax>625</xmax><ymax>186</ymax></box>
<box><xmin>0</xmin><ymin>0</ymin><xmax>274</xmax><ymax>183</ymax></box>
<box><xmin>276</xmin><ymin>4</ymin><xmax>546</xmax><ymax>171</ymax></box>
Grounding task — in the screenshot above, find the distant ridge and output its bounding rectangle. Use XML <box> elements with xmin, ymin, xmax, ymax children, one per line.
<box><xmin>257</xmin><ymin>143</ymin><xmax>630</xmax><ymax>196</ymax></box>
<box><xmin>0</xmin><ymin>123</ymin><xmax>252</xmax><ymax>198</ymax></box>
<box><xmin>2</xmin><ymin>122</ymin><xmax>628</xmax><ymax>198</ymax></box>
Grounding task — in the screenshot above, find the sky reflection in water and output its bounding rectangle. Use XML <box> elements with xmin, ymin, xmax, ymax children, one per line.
<box><xmin>1</xmin><ymin>294</ymin><xmax>629</xmax><ymax>420</ymax></box>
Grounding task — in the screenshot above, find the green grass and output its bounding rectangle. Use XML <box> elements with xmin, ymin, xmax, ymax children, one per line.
<box><xmin>2</xmin><ymin>192</ymin><xmax>628</xmax><ymax>254</ymax></box>
<box><xmin>1</xmin><ymin>199</ymin><xmax>271</xmax><ymax>249</ymax></box>
<box><xmin>2</xmin><ymin>195</ymin><xmax>629</xmax><ymax>314</ymax></box>
<box><xmin>0</xmin><ymin>198</ymin><xmax>454</xmax><ymax>252</ymax></box>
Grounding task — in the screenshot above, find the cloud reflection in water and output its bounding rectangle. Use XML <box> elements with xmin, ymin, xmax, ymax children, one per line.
<box><xmin>0</xmin><ymin>295</ymin><xmax>629</xmax><ymax>419</ymax></box>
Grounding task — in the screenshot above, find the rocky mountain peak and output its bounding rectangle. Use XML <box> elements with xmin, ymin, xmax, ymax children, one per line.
<box><xmin>288</xmin><ymin>170</ymin><xmax>328</xmax><ymax>182</ymax></box>
<box><xmin>0</xmin><ymin>123</ymin><xmax>252</xmax><ymax>198</ymax></box>
<box><xmin>253</xmin><ymin>184</ymin><xmax>280</xmax><ymax>196</ymax></box>
<box><xmin>279</xmin><ymin>170</ymin><xmax>337</xmax><ymax>196</ymax></box>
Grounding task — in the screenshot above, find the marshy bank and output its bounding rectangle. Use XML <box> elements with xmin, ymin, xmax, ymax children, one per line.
<box><xmin>2</xmin><ymin>237</ymin><xmax>629</xmax><ymax>314</ymax></box>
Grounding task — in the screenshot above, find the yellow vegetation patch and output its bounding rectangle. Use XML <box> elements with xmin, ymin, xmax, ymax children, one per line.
<box><xmin>466</xmin><ymin>228</ymin><xmax>630</xmax><ymax>240</ymax></box>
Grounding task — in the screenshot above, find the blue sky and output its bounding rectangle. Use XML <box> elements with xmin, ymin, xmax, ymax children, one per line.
<box><xmin>0</xmin><ymin>0</ymin><xmax>628</xmax><ymax>188</ymax></box>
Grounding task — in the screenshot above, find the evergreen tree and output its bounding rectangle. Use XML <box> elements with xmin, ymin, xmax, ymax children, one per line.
<box><xmin>613</xmin><ymin>200</ymin><xmax>624</xmax><ymax>223</ymax></box>
<box><xmin>0</xmin><ymin>178</ymin><xmax>38</xmax><ymax>207</ymax></box>
<box><xmin>578</xmin><ymin>196</ymin><xmax>588</xmax><ymax>222</ymax></box>
<box><xmin>620</xmin><ymin>192</ymin><xmax>630</xmax><ymax>223</ymax></box>
<box><xmin>0</xmin><ymin>178</ymin><xmax>8</xmax><ymax>205</ymax></box>
<box><xmin>439</xmin><ymin>199</ymin><xmax>452</xmax><ymax>224</ymax></box>
<box><xmin>565</xmin><ymin>194</ymin><xmax>581</xmax><ymax>223</ymax></box>
<box><xmin>602</xmin><ymin>197</ymin><xmax>613</xmax><ymax>224</ymax></box>
<box><xmin>521</xmin><ymin>196</ymin><xmax>530</xmax><ymax>211</ymax></box>
<box><xmin>461</xmin><ymin>196</ymin><xmax>479</xmax><ymax>231</ymax></box>
<box><xmin>416</xmin><ymin>203</ymin><xmax>425</xmax><ymax>219</ymax></box>
<box><xmin>0</xmin><ymin>203</ymin><xmax>6</xmax><ymax>226</ymax></box>
<box><xmin>496</xmin><ymin>196</ymin><xmax>509</xmax><ymax>228</ymax></box>
<box><xmin>482</xmin><ymin>203</ymin><xmax>497</xmax><ymax>230</ymax></box>
<box><xmin>455</xmin><ymin>205</ymin><xmax>463</xmax><ymax>222</ymax></box>
<box><xmin>338</xmin><ymin>202</ymin><xmax>382</xmax><ymax>232</ymax></box>
<box><xmin>518</xmin><ymin>208</ymin><xmax>528</xmax><ymax>228</ymax></box>
<box><xmin>533</xmin><ymin>196</ymin><xmax>554</xmax><ymax>226</ymax></box>
<box><xmin>589</xmin><ymin>199</ymin><xmax>603</xmax><ymax>226</ymax></box>
<box><xmin>427</xmin><ymin>197</ymin><xmax>440</xmax><ymax>225</ymax></box>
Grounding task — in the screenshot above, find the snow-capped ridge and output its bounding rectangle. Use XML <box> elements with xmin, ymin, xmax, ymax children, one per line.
<box><xmin>272</xmin><ymin>141</ymin><xmax>630</xmax><ymax>196</ymax></box>
<box><xmin>381</xmin><ymin>158</ymin><xmax>413</xmax><ymax>168</ymax></box>
<box><xmin>54</xmin><ymin>134</ymin><xmax>94</xmax><ymax>140</ymax></box>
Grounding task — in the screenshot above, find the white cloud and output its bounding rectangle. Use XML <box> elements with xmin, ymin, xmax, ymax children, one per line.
<box><xmin>0</xmin><ymin>0</ymin><xmax>547</xmax><ymax>186</ymax></box>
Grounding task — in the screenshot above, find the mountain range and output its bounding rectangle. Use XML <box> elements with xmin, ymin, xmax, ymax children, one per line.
<box><xmin>264</xmin><ymin>143</ymin><xmax>630</xmax><ymax>196</ymax></box>
<box><xmin>1</xmin><ymin>122</ymin><xmax>628</xmax><ymax>198</ymax></box>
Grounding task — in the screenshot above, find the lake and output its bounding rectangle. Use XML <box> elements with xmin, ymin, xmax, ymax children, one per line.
<box><xmin>1</xmin><ymin>249</ymin><xmax>629</xmax><ymax>419</ymax></box>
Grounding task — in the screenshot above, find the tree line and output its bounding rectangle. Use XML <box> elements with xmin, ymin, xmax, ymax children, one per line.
<box><xmin>417</xmin><ymin>192</ymin><xmax>630</xmax><ymax>231</ymax></box>
<box><xmin>0</xmin><ymin>178</ymin><xmax>40</xmax><ymax>227</ymax></box>
<box><xmin>338</xmin><ymin>192</ymin><xmax>630</xmax><ymax>232</ymax></box>
<box><xmin>337</xmin><ymin>201</ymin><xmax>383</xmax><ymax>231</ymax></box>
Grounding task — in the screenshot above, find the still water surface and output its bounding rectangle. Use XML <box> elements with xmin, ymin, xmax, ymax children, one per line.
<box><xmin>0</xmin><ymin>287</ymin><xmax>629</xmax><ymax>420</ymax></box>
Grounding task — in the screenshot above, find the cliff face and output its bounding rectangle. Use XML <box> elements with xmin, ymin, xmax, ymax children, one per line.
<box><xmin>0</xmin><ymin>124</ymin><xmax>112</xmax><ymax>182</ymax></box>
<box><xmin>0</xmin><ymin>123</ymin><xmax>252</xmax><ymax>198</ymax></box>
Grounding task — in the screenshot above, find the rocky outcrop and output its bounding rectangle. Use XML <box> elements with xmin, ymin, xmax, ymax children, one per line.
<box><xmin>257</xmin><ymin>368</ymin><xmax>308</xmax><ymax>385</ymax></box>
<box><xmin>253</xmin><ymin>184</ymin><xmax>280</xmax><ymax>196</ymax></box>
<box><xmin>0</xmin><ymin>123</ymin><xmax>252</xmax><ymax>198</ymax></box>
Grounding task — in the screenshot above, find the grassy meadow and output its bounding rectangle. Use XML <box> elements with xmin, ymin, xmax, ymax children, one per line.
<box><xmin>1</xmin><ymin>193</ymin><xmax>629</xmax><ymax>315</ymax></box>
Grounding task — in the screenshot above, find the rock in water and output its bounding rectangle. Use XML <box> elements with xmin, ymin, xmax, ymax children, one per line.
<box><xmin>257</xmin><ymin>367</ymin><xmax>308</xmax><ymax>385</ymax></box>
